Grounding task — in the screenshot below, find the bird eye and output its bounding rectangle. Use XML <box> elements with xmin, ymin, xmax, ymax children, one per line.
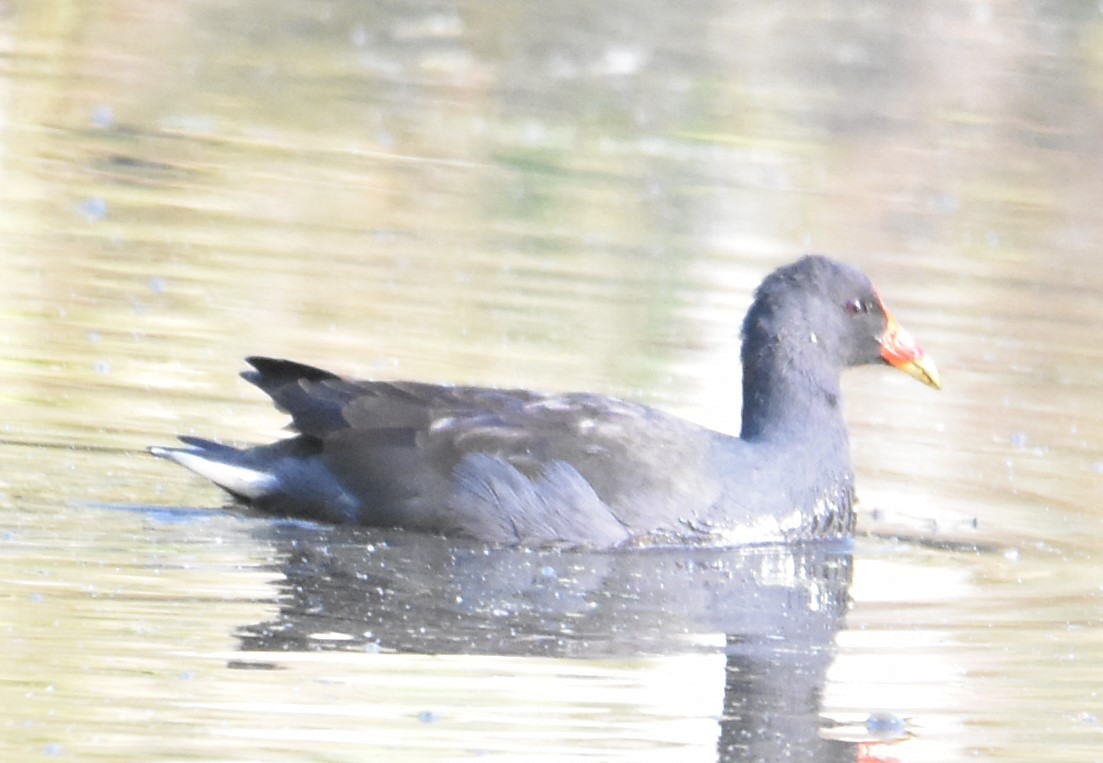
<box><xmin>845</xmin><ymin>298</ymin><xmax>869</xmax><ymax>316</ymax></box>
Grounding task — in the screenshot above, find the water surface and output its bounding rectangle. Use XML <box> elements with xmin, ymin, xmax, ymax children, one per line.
<box><xmin>2</xmin><ymin>1</ymin><xmax>1103</xmax><ymax>761</ymax></box>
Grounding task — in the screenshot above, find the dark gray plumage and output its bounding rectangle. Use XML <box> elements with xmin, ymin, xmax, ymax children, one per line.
<box><xmin>150</xmin><ymin>255</ymin><xmax>940</xmax><ymax>548</ymax></box>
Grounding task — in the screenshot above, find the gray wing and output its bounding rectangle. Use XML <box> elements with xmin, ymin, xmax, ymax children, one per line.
<box><xmin>243</xmin><ymin>357</ymin><xmax>726</xmax><ymax>544</ymax></box>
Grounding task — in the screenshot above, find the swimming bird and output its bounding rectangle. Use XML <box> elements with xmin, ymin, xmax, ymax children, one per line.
<box><xmin>150</xmin><ymin>255</ymin><xmax>940</xmax><ymax>547</ymax></box>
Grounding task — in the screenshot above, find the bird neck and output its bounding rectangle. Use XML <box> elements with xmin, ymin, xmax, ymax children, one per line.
<box><xmin>738</xmin><ymin>340</ymin><xmax>847</xmax><ymax>445</ymax></box>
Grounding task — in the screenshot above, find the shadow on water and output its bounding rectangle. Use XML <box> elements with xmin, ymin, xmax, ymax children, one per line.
<box><xmin>236</xmin><ymin>523</ymin><xmax>856</xmax><ymax>761</ymax></box>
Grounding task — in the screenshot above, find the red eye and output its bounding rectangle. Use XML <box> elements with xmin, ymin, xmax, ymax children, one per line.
<box><xmin>846</xmin><ymin>298</ymin><xmax>869</xmax><ymax>316</ymax></box>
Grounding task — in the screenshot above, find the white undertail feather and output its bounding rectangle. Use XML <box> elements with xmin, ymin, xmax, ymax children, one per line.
<box><xmin>149</xmin><ymin>447</ymin><xmax>278</xmax><ymax>499</ymax></box>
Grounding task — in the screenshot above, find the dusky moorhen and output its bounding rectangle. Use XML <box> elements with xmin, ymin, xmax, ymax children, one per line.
<box><xmin>150</xmin><ymin>255</ymin><xmax>939</xmax><ymax>547</ymax></box>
